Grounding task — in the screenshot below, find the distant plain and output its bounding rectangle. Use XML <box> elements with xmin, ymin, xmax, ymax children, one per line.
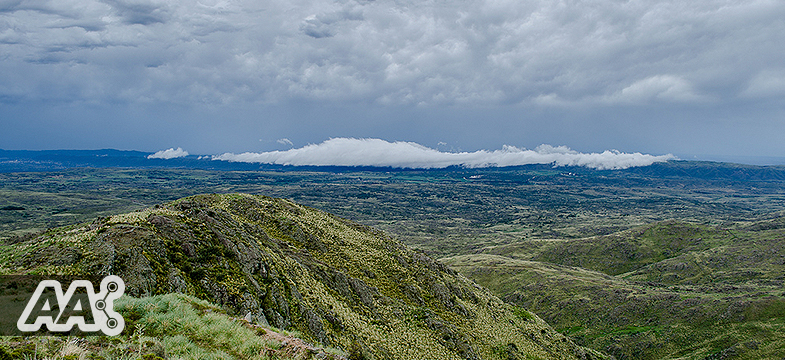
<box><xmin>2</xmin><ymin>154</ymin><xmax>785</xmax><ymax>359</ymax></box>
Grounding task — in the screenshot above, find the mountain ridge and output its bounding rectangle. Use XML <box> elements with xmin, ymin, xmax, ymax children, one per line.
<box><xmin>1</xmin><ymin>193</ymin><xmax>605</xmax><ymax>360</ymax></box>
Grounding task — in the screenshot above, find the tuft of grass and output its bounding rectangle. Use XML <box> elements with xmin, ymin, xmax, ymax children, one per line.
<box><xmin>0</xmin><ymin>293</ymin><xmax>295</xmax><ymax>360</ymax></box>
<box><xmin>116</xmin><ymin>293</ymin><xmax>281</xmax><ymax>359</ymax></box>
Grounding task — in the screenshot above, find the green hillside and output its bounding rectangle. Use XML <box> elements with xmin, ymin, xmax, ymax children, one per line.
<box><xmin>0</xmin><ymin>193</ymin><xmax>604</xmax><ymax>360</ymax></box>
<box><xmin>1</xmin><ymin>293</ymin><xmax>347</xmax><ymax>359</ymax></box>
<box><xmin>443</xmin><ymin>220</ymin><xmax>785</xmax><ymax>359</ymax></box>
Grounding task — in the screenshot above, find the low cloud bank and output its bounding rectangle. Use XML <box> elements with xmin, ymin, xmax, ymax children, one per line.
<box><xmin>148</xmin><ymin>147</ymin><xmax>189</xmax><ymax>159</ymax></box>
<box><xmin>213</xmin><ymin>138</ymin><xmax>675</xmax><ymax>170</ymax></box>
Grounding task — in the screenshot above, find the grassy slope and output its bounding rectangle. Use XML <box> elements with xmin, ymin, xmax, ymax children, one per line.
<box><xmin>1</xmin><ymin>293</ymin><xmax>348</xmax><ymax>360</ymax></box>
<box><xmin>0</xmin><ymin>193</ymin><xmax>604</xmax><ymax>360</ymax></box>
<box><xmin>443</xmin><ymin>220</ymin><xmax>785</xmax><ymax>360</ymax></box>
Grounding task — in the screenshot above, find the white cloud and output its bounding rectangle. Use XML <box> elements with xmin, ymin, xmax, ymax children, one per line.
<box><xmin>277</xmin><ymin>138</ymin><xmax>294</xmax><ymax>146</ymax></box>
<box><xmin>213</xmin><ymin>138</ymin><xmax>675</xmax><ymax>170</ymax></box>
<box><xmin>605</xmin><ymin>75</ymin><xmax>711</xmax><ymax>104</ymax></box>
<box><xmin>741</xmin><ymin>69</ymin><xmax>785</xmax><ymax>98</ymax></box>
<box><xmin>147</xmin><ymin>147</ymin><xmax>189</xmax><ymax>159</ymax></box>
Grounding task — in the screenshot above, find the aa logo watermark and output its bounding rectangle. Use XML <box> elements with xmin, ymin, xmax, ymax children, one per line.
<box><xmin>14</xmin><ymin>275</ymin><xmax>125</xmax><ymax>336</ymax></box>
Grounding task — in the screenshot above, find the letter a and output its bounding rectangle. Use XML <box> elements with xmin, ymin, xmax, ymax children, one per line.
<box><xmin>17</xmin><ymin>280</ymin><xmax>63</xmax><ymax>332</ymax></box>
<box><xmin>57</xmin><ymin>284</ymin><xmax>96</xmax><ymax>327</ymax></box>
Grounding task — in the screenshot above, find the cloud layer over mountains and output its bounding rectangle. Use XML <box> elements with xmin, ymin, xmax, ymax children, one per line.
<box><xmin>214</xmin><ymin>138</ymin><xmax>675</xmax><ymax>170</ymax></box>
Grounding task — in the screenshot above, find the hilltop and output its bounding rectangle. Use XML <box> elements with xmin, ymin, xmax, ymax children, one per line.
<box><xmin>0</xmin><ymin>193</ymin><xmax>605</xmax><ymax>360</ymax></box>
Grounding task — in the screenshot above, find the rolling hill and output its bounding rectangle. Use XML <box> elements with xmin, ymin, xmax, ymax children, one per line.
<box><xmin>443</xmin><ymin>219</ymin><xmax>785</xmax><ymax>359</ymax></box>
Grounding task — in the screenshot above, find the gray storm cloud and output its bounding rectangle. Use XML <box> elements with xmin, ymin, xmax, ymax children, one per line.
<box><xmin>1</xmin><ymin>0</ymin><xmax>783</xmax><ymax>106</ymax></box>
<box><xmin>213</xmin><ymin>138</ymin><xmax>675</xmax><ymax>170</ymax></box>
<box><xmin>3</xmin><ymin>0</ymin><xmax>785</xmax><ymax>160</ymax></box>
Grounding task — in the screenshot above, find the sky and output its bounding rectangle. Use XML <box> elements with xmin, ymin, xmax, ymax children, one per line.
<box><xmin>1</xmin><ymin>0</ymin><xmax>785</xmax><ymax>166</ymax></box>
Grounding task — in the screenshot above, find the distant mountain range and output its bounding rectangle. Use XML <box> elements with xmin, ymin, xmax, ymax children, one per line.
<box><xmin>3</xmin><ymin>149</ymin><xmax>785</xmax><ymax>182</ymax></box>
<box><xmin>0</xmin><ymin>149</ymin><xmax>264</xmax><ymax>172</ymax></box>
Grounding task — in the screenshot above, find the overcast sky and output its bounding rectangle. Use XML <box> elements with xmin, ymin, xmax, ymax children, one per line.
<box><xmin>1</xmin><ymin>0</ymin><xmax>784</xmax><ymax>164</ymax></box>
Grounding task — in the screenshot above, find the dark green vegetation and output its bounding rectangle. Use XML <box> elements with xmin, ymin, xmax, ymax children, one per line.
<box><xmin>1</xmin><ymin>160</ymin><xmax>785</xmax><ymax>359</ymax></box>
<box><xmin>443</xmin><ymin>219</ymin><xmax>785</xmax><ymax>359</ymax></box>
<box><xmin>1</xmin><ymin>194</ymin><xmax>603</xmax><ymax>360</ymax></box>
